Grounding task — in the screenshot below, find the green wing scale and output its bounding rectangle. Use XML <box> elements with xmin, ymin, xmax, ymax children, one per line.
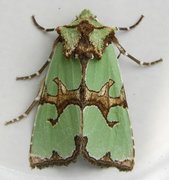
<box><xmin>30</xmin><ymin>43</ymin><xmax>82</xmax><ymax>167</ymax></box>
<box><xmin>83</xmin><ymin>45</ymin><xmax>134</xmax><ymax>170</ymax></box>
<box><xmin>30</xmin><ymin>9</ymin><xmax>134</xmax><ymax>171</ymax></box>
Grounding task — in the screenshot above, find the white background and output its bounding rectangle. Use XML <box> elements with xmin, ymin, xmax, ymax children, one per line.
<box><xmin>0</xmin><ymin>0</ymin><xmax>168</xmax><ymax>180</ymax></box>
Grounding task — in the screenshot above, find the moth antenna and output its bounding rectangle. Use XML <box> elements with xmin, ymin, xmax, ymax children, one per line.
<box><xmin>32</xmin><ymin>15</ymin><xmax>55</xmax><ymax>32</ymax></box>
<box><xmin>115</xmin><ymin>15</ymin><xmax>144</xmax><ymax>31</ymax></box>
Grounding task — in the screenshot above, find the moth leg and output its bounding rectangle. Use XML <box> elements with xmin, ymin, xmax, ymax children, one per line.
<box><xmin>115</xmin><ymin>15</ymin><xmax>144</xmax><ymax>31</ymax></box>
<box><xmin>113</xmin><ymin>37</ymin><xmax>163</xmax><ymax>66</ymax></box>
<box><xmin>16</xmin><ymin>60</ymin><xmax>50</xmax><ymax>80</ymax></box>
<box><xmin>117</xmin><ymin>51</ymin><xmax>122</xmax><ymax>59</ymax></box>
<box><xmin>5</xmin><ymin>98</ymin><xmax>39</xmax><ymax>125</ymax></box>
<box><xmin>16</xmin><ymin>39</ymin><xmax>58</xmax><ymax>80</ymax></box>
<box><xmin>5</xmin><ymin>80</ymin><xmax>44</xmax><ymax>125</ymax></box>
<box><xmin>32</xmin><ymin>15</ymin><xmax>55</xmax><ymax>32</ymax></box>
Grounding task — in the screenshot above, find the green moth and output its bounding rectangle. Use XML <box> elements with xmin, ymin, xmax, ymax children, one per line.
<box><xmin>5</xmin><ymin>9</ymin><xmax>162</xmax><ymax>171</ymax></box>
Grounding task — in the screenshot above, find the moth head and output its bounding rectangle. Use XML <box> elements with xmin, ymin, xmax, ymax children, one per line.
<box><xmin>57</xmin><ymin>10</ymin><xmax>116</xmax><ymax>60</ymax></box>
<box><xmin>70</xmin><ymin>9</ymin><xmax>101</xmax><ymax>27</ymax></box>
<box><xmin>77</xmin><ymin>9</ymin><xmax>96</xmax><ymax>21</ymax></box>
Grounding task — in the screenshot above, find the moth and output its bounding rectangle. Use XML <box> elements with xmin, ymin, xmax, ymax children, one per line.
<box><xmin>5</xmin><ymin>9</ymin><xmax>162</xmax><ymax>171</ymax></box>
